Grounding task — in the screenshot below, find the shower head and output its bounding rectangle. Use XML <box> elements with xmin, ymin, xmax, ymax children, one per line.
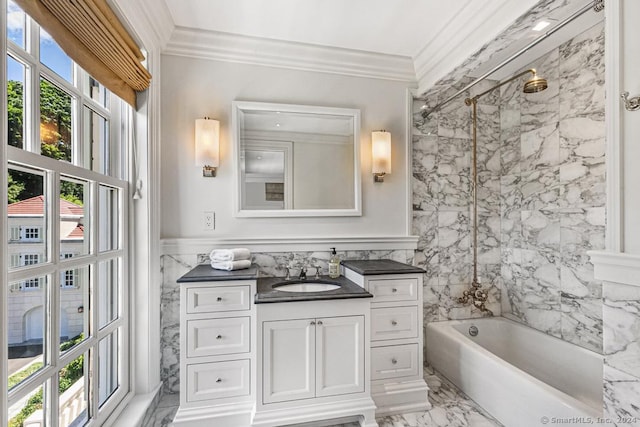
<box><xmin>522</xmin><ymin>71</ymin><xmax>548</xmax><ymax>93</ymax></box>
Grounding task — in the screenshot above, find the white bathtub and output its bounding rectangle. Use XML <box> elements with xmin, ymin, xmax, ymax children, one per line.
<box><xmin>426</xmin><ymin>317</ymin><xmax>603</xmax><ymax>427</ymax></box>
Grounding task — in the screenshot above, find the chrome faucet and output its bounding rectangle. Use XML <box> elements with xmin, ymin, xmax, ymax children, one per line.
<box><xmin>298</xmin><ymin>266</ymin><xmax>307</xmax><ymax>280</ymax></box>
<box><xmin>458</xmin><ymin>280</ymin><xmax>493</xmax><ymax>316</ymax></box>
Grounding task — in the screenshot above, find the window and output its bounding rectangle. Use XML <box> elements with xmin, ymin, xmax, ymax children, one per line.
<box><xmin>9</xmin><ymin>226</ymin><xmax>20</xmax><ymax>241</ymax></box>
<box><xmin>22</xmin><ymin>226</ymin><xmax>40</xmax><ymax>241</ymax></box>
<box><xmin>4</xmin><ymin>3</ymin><xmax>131</xmax><ymax>425</ymax></box>
<box><xmin>22</xmin><ymin>253</ymin><xmax>40</xmax><ymax>265</ymax></box>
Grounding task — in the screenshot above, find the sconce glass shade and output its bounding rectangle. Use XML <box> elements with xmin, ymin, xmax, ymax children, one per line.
<box><xmin>371</xmin><ymin>130</ymin><xmax>391</xmax><ymax>175</ymax></box>
<box><xmin>195</xmin><ymin>118</ymin><xmax>220</xmax><ymax>170</ymax></box>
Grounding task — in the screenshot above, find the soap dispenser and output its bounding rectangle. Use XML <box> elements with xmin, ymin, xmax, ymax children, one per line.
<box><xmin>328</xmin><ymin>247</ymin><xmax>340</xmax><ymax>278</ymax></box>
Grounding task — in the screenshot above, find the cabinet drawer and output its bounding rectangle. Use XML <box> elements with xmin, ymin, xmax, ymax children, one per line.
<box><xmin>187</xmin><ymin>317</ymin><xmax>250</xmax><ymax>358</ymax></box>
<box><xmin>371</xmin><ymin>306</ymin><xmax>418</xmax><ymax>341</ymax></box>
<box><xmin>186</xmin><ymin>359</ymin><xmax>250</xmax><ymax>402</ymax></box>
<box><xmin>371</xmin><ymin>344</ymin><xmax>419</xmax><ymax>380</ymax></box>
<box><xmin>186</xmin><ymin>285</ymin><xmax>251</xmax><ymax>313</ymax></box>
<box><xmin>368</xmin><ymin>278</ymin><xmax>417</xmax><ymax>302</ymax></box>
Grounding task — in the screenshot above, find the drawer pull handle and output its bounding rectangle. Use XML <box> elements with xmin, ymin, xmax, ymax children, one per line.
<box><xmin>310</xmin><ymin>321</ymin><xmax>316</xmax><ymax>325</ymax></box>
<box><xmin>216</xmin><ymin>378</ymin><xmax>222</xmax><ymax>383</ymax></box>
<box><xmin>391</xmin><ymin>358</ymin><xmax>398</xmax><ymax>365</ymax></box>
<box><xmin>391</xmin><ymin>320</ymin><xmax>398</xmax><ymax>326</ymax></box>
<box><xmin>392</xmin><ymin>288</ymin><xmax>398</xmax><ymax>293</ymax></box>
<box><xmin>216</xmin><ymin>335</ymin><xmax>222</xmax><ymax>340</ymax></box>
<box><xmin>216</xmin><ymin>297</ymin><xmax>223</xmax><ymax>302</ymax></box>
<box><xmin>317</xmin><ymin>320</ymin><xmax>323</xmax><ymax>326</ymax></box>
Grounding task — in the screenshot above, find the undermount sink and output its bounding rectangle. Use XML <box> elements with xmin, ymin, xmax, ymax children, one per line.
<box><xmin>274</xmin><ymin>282</ymin><xmax>341</xmax><ymax>293</ymax></box>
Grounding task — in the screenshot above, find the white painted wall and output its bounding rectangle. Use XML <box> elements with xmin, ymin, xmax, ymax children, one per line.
<box><xmin>160</xmin><ymin>55</ymin><xmax>413</xmax><ymax>239</ymax></box>
<box><xmin>621</xmin><ymin>0</ymin><xmax>640</xmax><ymax>253</ymax></box>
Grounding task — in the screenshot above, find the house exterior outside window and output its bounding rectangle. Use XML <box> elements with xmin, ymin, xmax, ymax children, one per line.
<box><xmin>4</xmin><ymin>1</ymin><xmax>132</xmax><ymax>425</ymax></box>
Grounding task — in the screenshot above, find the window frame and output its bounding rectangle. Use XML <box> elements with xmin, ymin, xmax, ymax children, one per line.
<box><xmin>3</xmin><ymin>4</ymin><xmax>132</xmax><ymax>425</ymax></box>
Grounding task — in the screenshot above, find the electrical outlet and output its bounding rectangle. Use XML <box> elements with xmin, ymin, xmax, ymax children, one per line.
<box><xmin>203</xmin><ymin>211</ymin><xmax>215</xmax><ymax>230</ymax></box>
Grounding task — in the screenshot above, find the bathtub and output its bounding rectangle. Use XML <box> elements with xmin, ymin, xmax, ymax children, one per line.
<box><xmin>426</xmin><ymin>317</ymin><xmax>603</xmax><ymax>427</ymax></box>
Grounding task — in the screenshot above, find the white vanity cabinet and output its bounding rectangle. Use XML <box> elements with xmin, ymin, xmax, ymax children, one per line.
<box><xmin>342</xmin><ymin>260</ymin><xmax>431</xmax><ymax>416</ymax></box>
<box><xmin>253</xmin><ymin>299</ymin><xmax>377</xmax><ymax>427</ymax></box>
<box><xmin>262</xmin><ymin>315</ymin><xmax>365</xmax><ymax>403</ymax></box>
<box><xmin>173</xmin><ymin>267</ymin><xmax>259</xmax><ymax>427</ymax></box>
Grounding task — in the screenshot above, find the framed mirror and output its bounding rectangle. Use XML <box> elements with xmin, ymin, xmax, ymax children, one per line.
<box><xmin>232</xmin><ymin>101</ymin><xmax>361</xmax><ymax>217</ymax></box>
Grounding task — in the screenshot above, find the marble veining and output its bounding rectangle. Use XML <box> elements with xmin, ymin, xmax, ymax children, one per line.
<box><xmin>412</xmin><ymin>14</ymin><xmax>605</xmax><ymax>353</ymax></box>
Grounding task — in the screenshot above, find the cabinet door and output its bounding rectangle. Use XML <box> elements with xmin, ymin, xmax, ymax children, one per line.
<box><xmin>262</xmin><ymin>319</ymin><xmax>315</xmax><ymax>404</ymax></box>
<box><xmin>315</xmin><ymin>315</ymin><xmax>365</xmax><ymax>397</ymax></box>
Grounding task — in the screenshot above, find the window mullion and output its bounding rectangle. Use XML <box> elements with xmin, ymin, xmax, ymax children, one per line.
<box><xmin>48</xmin><ymin>170</ymin><xmax>61</xmax><ymax>425</ymax></box>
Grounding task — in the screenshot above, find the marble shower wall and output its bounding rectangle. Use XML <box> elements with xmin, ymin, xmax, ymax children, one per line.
<box><xmin>412</xmin><ymin>22</ymin><xmax>605</xmax><ymax>353</ymax></box>
<box><xmin>413</xmin><ymin>76</ymin><xmax>503</xmax><ymax>322</ymax></box>
<box><xmin>159</xmin><ymin>249</ymin><xmax>414</xmax><ymax>394</ymax></box>
<box><xmin>499</xmin><ymin>22</ymin><xmax>605</xmax><ymax>353</ymax></box>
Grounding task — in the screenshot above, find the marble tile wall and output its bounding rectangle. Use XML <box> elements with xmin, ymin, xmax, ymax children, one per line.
<box><xmin>159</xmin><ymin>249</ymin><xmax>414</xmax><ymax>394</ymax></box>
<box><xmin>499</xmin><ymin>22</ymin><xmax>605</xmax><ymax>353</ymax></box>
<box><xmin>413</xmin><ymin>22</ymin><xmax>605</xmax><ymax>355</ymax></box>
<box><xmin>413</xmin><ymin>77</ymin><xmax>503</xmax><ymax>322</ymax></box>
<box><xmin>603</xmin><ymin>282</ymin><xmax>640</xmax><ymax>424</ymax></box>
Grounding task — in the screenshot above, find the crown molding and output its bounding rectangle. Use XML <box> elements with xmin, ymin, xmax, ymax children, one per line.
<box><xmin>161</xmin><ymin>235</ymin><xmax>419</xmax><ymax>255</ymax></box>
<box><xmin>109</xmin><ymin>0</ymin><xmax>174</xmax><ymax>50</ymax></box>
<box><xmin>414</xmin><ymin>0</ymin><xmax>537</xmax><ymax>94</ymax></box>
<box><xmin>164</xmin><ymin>27</ymin><xmax>417</xmax><ymax>83</ymax></box>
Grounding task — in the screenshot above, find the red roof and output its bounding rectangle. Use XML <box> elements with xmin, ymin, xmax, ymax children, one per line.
<box><xmin>8</xmin><ymin>195</ymin><xmax>84</xmax><ymax>216</ymax></box>
<box><xmin>66</xmin><ymin>224</ymin><xmax>84</xmax><ymax>238</ymax></box>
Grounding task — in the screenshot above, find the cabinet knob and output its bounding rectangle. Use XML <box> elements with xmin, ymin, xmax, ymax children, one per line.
<box><xmin>216</xmin><ymin>335</ymin><xmax>222</xmax><ymax>340</ymax></box>
<box><xmin>391</xmin><ymin>358</ymin><xmax>397</xmax><ymax>365</ymax></box>
<box><xmin>310</xmin><ymin>321</ymin><xmax>316</xmax><ymax>325</ymax></box>
<box><xmin>317</xmin><ymin>320</ymin><xmax>323</xmax><ymax>326</ymax></box>
<box><xmin>216</xmin><ymin>378</ymin><xmax>222</xmax><ymax>383</ymax></box>
<box><xmin>392</xmin><ymin>288</ymin><xmax>398</xmax><ymax>293</ymax></box>
<box><xmin>391</xmin><ymin>320</ymin><xmax>398</xmax><ymax>326</ymax></box>
<box><xmin>216</xmin><ymin>297</ymin><xmax>223</xmax><ymax>302</ymax></box>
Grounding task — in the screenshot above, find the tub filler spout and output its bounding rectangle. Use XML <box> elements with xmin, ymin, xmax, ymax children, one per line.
<box><xmin>458</xmin><ymin>282</ymin><xmax>493</xmax><ymax>316</ymax></box>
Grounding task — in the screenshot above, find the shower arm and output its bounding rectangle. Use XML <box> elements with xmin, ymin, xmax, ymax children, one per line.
<box><xmin>465</xmin><ymin>69</ymin><xmax>536</xmax><ymax>105</ymax></box>
<box><xmin>420</xmin><ymin>0</ymin><xmax>601</xmax><ymax>118</ymax></box>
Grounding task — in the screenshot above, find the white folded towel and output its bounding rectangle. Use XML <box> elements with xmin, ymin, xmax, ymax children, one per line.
<box><xmin>209</xmin><ymin>248</ymin><xmax>251</xmax><ymax>262</ymax></box>
<box><xmin>211</xmin><ymin>259</ymin><xmax>252</xmax><ymax>271</ymax></box>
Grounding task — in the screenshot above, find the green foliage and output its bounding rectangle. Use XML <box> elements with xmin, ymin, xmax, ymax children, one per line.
<box><xmin>7</xmin><ymin>170</ymin><xmax>43</xmax><ymax>203</ymax></box>
<box><xmin>7</xmin><ymin>80</ymin><xmax>24</xmax><ymax>148</ymax></box>
<box><xmin>60</xmin><ymin>181</ymin><xmax>84</xmax><ymax>206</ymax></box>
<box><xmin>39</xmin><ymin>78</ymin><xmax>72</xmax><ymax>162</ymax></box>
<box><xmin>7</xmin><ymin>173</ymin><xmax>25</xmax><ymax>204</ymax></box>
<box><xmin>8</xmin><ymin>388</ymin><xmax>43</xmax><ymax>427</ymax></box>
<box><xmin>8</xmin><ymin>334</ymin><xmax>85</xmax><ymax>427</ymax></box>
<box><xmin>7</xmin><ymin>362</ymin><xmax>43</xmax><ymax>390</ymax></box>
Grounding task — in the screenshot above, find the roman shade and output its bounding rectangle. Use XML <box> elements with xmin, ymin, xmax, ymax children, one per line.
<box><xmin>15</xmin><ymin>0</ymin><xmax>151</xmax><ymax>107</ymax></box>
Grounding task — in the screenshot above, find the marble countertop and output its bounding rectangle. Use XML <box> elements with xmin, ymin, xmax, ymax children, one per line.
<box><xmin>341</xmin><ymin>259</ymin><xmax>425</xmax><ymax>275</ymax></box>
<box><xmin>255</xmin><ymin>276</ymin><xmax>373</xmax><ymax>304</ymax></box>
<box><xmin>176</xmin><ymin>264</ymin><xmax>259</xmax><ymax>282</ymax></box>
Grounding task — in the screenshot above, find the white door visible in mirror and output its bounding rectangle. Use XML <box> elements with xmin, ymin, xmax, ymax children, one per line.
<box><xmin>232</xmin><ymin>101</ymin><xmax>361</xmax><ymax>217</ymax></box>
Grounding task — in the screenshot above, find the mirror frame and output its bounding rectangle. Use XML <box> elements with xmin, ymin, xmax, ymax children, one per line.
<box><xmin>232</xmin><ymin>101</ymin><xmax>362</xmax><ymax>217</ymax></box>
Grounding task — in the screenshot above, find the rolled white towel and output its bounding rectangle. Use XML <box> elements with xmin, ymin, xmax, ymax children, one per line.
<box><xmin>211</xmin><ymin>259</ymin><xmax>252</xmax><ymax>271</ymax></box>
<box><xmin>209</xmin><ymin>248</ymin><xmax>251</xmax><ymax>262</ymax></box>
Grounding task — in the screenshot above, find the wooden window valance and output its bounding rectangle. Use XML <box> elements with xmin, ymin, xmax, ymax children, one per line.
<box><xmin>15</xmin><ymin>0</ymin><xmax>151</xmax><ymax>107</ymax></box>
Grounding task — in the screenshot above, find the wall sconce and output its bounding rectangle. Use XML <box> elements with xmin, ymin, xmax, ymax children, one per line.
<box><xmin>195</xmin><ymin>117</ymin><xmax>220</xmax><ymax>177</ymax></box>
<box><xmin>372</xmin><ymin>130</ymin><xmax>391</xmax><ymax>182</ymax></box>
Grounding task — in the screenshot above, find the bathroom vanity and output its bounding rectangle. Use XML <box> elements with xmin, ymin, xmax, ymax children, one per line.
<box><xmin>172</xmin><ymin>265</ymin><xmax>377</xmax><ymax>427</ymax></box>
<box><xmin>342</xmin><ymin>259</ymin><xmax>430</xmax><ymax>416</ymax></box>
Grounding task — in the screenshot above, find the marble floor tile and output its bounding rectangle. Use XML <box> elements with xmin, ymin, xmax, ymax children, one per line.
<box><xmin>144</xmin><ymin>368</ymin><xmax>502</xmax><ymax>427</ymax></box>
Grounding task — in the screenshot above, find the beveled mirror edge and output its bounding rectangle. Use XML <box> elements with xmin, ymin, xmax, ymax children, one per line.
<box><xmin>231</xmin><ymin>100</ymin><xmax>362</xmax><ymax>218</ymax></box>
